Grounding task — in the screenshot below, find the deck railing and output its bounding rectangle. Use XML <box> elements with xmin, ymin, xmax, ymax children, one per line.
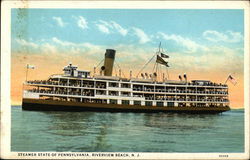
<box><xmin>133</xmin><ymin>88</ymin><xmax>228</xmax><ymax>95</ymax></box>
<box><xmin>25</xmin><ymin>80</ymin><xmax>228</xmax><ymax>96</ymax></box>
<box><xmin>26</xmin><ymin>90</ymin><xmax>229</xmax><ymax>103</ymax></box>
<box><xmin>26</xmin><ymin>80</ymin><xmax>228</xmax><ymax>87</ymax></box>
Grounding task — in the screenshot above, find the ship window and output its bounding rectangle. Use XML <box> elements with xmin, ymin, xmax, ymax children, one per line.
<box><xmin>121</xmin><ymin>92</ymin><xmax>130</xmax><ymax>96</ymax></box>
<box><xmin>122</xmin><ymin>100</ymin><xmax>129</xmax><ymax>105</ymax></box>
<box><xmin>121</xmin><ymin>83</ymin><xmax>131</xmax><ymax>88</ymax></box>
<box><xmin>156</xmin><ymin>102</ymin><xmax>164</xmax><ymax>107</ymax></box>
<box><xmin>110</xmin><ymin>99</ymin><xmax>117</xmax><ymax>104</ymax></box>
<box><xmin>145</xmin><ymin>101</ymin><xmax>152</xmax><ymax>106</ymax></box>
<box><xmin>134</xmin><ymin>101</ymin><xmax>141</xmax><ymax>106</ymax></box>
<box><xmin>109</xmin><ymin>91</ymin><xmax>118</xmax><ymax>96</ymax></box>
<box><xmin>109</xmin><ymin>82</ymin><xmax>118</xmax><ymax>87</ymax></box>
<box><xmin>167</xmin><ymin>102</ymin><xmax>174</xmax><ymax>107</ymax></box>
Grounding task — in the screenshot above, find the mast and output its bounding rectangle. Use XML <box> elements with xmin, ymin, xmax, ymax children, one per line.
<box><xmin>136</xmin><ymin>42</ymin><xmax>170</xmax><ymax>81</ymax></box>
<box><xmin>155</xmin><ymin>42</ymin><xmax>170</xmax><ymax>81</ymax></box>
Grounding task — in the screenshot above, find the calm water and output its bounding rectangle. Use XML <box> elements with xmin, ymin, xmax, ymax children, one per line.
<box><xmin>11</xmin><ymin>106</ymin><xmax>244</xmax><ymax>152</ymax></box>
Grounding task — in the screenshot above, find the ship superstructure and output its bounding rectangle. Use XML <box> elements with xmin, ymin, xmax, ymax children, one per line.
<box><xmin>22</xmin><ymin>48</ymin><xmax>230</xmax><ymax>113</ymax></box>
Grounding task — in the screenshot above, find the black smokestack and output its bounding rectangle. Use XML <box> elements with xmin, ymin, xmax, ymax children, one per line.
<box><xmin>103</xmin><ymin>49</ymin><xmax>116</xmax><ymax>76</ymax></box>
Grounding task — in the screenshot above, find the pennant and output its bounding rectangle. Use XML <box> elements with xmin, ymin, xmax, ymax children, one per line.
<box><xmin>156</xmin><ymin>55</ymin><xmax>169</xmax><ymax>67</ymax></box>
<box><xmin>228</xmin><ymin>75</ymin><xmax>237</xmax><ymax>85</ymax></box>
<box><xmin>27</xmin><ymin>64</ymin><xmax>35</xmax><ymax>69</ymax></box>
<box><xmin>161</xmin><ymin>53</ymin><xmax>169</xmax><ymax>58</ymax></box>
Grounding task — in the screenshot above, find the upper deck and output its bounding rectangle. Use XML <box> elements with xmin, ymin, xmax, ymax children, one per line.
<box><xmin>25</xmin><ymin>74</ymin><xmax>228</xmax><ymax>89</ymax></box>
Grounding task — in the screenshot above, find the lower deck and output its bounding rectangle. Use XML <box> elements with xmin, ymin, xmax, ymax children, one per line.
<box><xmin>22</xmin><ymin>98</ymin><xmax>230</xmax><ymax>113</ymax></box>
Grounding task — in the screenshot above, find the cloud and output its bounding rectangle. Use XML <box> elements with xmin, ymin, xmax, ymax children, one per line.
<box><xmin>51</xmin><ymin>37</ymin><xmax>102</xmax><ymax>50</ymax></box>
<box><xmin>95</xmin><ymin>20</ymin><xmax>127</xmax><ymax>36</ymax></box>
<box><xmin>52</xmin><ymin>17</ymin><xmax>65</xmax><ymax>27</ymax></box>
<box><xmin>41</xmin><ymin>43</ymin><xmax>58</xmax><ymax>54</ymax></box>
<box><xmin>99</xmin><ymin>20</ymin><xmax>110</xmax><ymax>27</ymax></box>
<box><xmin>15</xmin><ymin>38</ymin><xmax>38</xmax><ymax>48</ymax></box>
<box><xmin>76</xmin><ymin>16</ymin><xmax>88</xmax><ymax>30</ymax></box>
<box><xmin>158</xmin><ymin>32</ymin><xmax>207</xmax><ymax>52</ymax></box>
<box><xmin>46</xmin><ymin>37</ymin><xmax>105</xmax><ymax>57</ymax></box>
<box><xmin>110</xmin><ymin>21</ymin><xmax>128</xmax><ymax>36</ymax></box>
<box><xmin>52</xmin><ymin>37</ymin><xmax>75</xmax><ymax>46</ymax></box>
<box><xmin>14</xmin><ymin>36</ymin><xmax>243</xmax><ymax>75</ymax></box>
<box><xmin>15</xmin><ymin>37</ymin><xmax>104</xmax><ymax>57</ymax></box>
<box><xmin>203</xmin><ymin>30</ymin><xmax>243</xmax><ymax>43</ymax></box>
<box><xmin>96</xmin><ymin>23</ymin><xmax>110</xmax><ymax>34</ymax></box>
<box><xmin>169</xmin><ymin>45</ymin><xmax>244</xmax><ymax>74</ymax></box>
<box><xmin>132</xmin><ymin>27</ymin><xmax>151</xmax><ymax>44</ymax></box>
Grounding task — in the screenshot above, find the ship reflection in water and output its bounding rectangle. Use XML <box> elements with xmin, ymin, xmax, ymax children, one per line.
<box><xmin>11</xmin><ymin>106</ymin><xmax>244</xmax><ymax>152</ymax></box>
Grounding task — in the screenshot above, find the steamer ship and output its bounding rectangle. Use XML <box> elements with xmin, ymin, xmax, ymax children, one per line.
<box><xmin>22</xmin><ymin>47</ymin><xmax>230</xmax><ymax>113</ymax></box>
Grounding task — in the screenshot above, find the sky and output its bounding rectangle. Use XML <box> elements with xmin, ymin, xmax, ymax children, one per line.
<box><xmin>11</xmin><ymin>9</ymin><xmax>244</xmax><ymax>108</ymax></box>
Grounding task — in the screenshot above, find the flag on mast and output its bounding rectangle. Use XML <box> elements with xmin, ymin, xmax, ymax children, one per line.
<box><xmin>228</xmin><ymin>75</ymin><xmax>237</xmax><ymax>85</ymax></box>
<box><xmin>161</xmin><ymin>53</ymin><xmax>169</xmax><ymax>58</ymax></box>
<box><xmin>27</xmin><ymin>64</ymin><xmax>35</xmax><ymax>69</ymax></box>
<box><xmin>156</xmin><ymin>55</ymin><xmax>169</xmax><ymax>67</ymax></box>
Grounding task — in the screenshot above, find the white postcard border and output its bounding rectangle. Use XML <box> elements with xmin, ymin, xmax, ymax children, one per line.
<box><xmin>1</xmin><ymin>1</ymin><xmax>249</xmax><ymax>159</ymax></box>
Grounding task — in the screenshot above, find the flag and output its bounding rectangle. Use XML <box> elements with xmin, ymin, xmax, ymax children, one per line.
<box><xmin>156</xmin><ymin>55</ymin><xmax>169</xmax><ymax>67</ymax></box>
<box><xmin>27</xmin><ymin>64</ymin><xmax>35</xmax><ymax>69</ymax></box>
<box><xmin>228</xmin><ymin>75</ymin><xmax>237</xmax><ymax>85</ymax></box>
<box><xmin>161</xmin><ymin>53</ymin><xmax>169</xmax><ymax>58</ymax></box>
